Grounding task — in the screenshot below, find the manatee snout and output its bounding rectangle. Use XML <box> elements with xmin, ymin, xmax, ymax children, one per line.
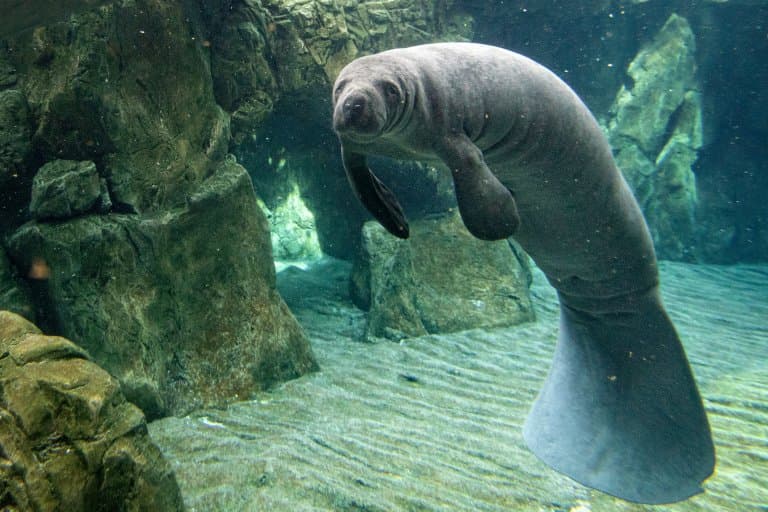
<box><xmin>332</xmin><ymin>87</ymin><xmax>385</xmax><ymax>137</ymax></box>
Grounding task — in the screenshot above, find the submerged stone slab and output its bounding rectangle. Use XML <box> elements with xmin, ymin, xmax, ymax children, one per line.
<box><xmin>0</xmin><ymin>310</ymin><xmax>184</xmax><ymax>512</ymax></box>
<box><xmin>352</xmin><ymin>212</ymin><xmax>534</xmax><ymax>340</ymax></box>
<box><xmin>8</xmin><ymin>159</ymin><xmax>318</xmax><ymax>418</ymax></box>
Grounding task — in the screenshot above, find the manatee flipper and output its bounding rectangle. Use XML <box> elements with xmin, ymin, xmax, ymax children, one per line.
<box><xmin>341</xmin><ymin>146</ymin><xmax>409</xmax><ymax>238</ymax></box>
<box><xmin>523</xmin><ymin>290</ymin><xmax>715</xmax><ymax>504</ymax></box>
<box><xmin>438</xmin><ymin>135</ymin><xmax>520</xmax><ymax>241</ymax></box>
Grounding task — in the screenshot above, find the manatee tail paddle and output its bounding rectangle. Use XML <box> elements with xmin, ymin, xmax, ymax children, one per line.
<box><xmin>523</xmin><ymin>290</ymin><xmax>715</xmax><ymax>504</ymax></box>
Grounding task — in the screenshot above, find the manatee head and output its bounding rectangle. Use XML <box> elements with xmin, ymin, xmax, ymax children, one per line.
<box><xmin>332</xmin><ymin>56</ymin><xmax>410</xmax><ymax>141</ymax></box>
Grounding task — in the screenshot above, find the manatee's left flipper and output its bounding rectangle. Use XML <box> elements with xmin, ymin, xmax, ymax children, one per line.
<box><xmin>438</xmin><ymin>135</ymin><xmax>519</xmax><ymax>241</ymax></box>
<box><xmin>524</xmin><ymin>290</ymin><xmax>715</xmax><ymax>504</ymax></box>
<box><xmin>341</xmin><ymin>145</ymin><xmax>409</xmax><ymax>239</ymax></box>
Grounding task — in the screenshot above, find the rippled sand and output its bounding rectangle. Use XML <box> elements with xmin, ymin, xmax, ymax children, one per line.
<box><xmin>150</xmin><ymin>259</ymin><xmax>768</xmax><ymax>511</ymax></box>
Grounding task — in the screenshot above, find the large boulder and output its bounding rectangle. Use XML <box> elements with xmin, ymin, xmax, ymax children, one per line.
<box><xmin>352</xmin><ymin>212</ymin><xmax>534</xmax><ymax>340</ymax></box>
<box><xmin>8</xmin><ymin>159</ymin><xmax>318</xmax><ymax>418</ymax></box>
<box><xmin>0</xmin><ymin>310</ymin><xmax>184</xmax><ymax>512</ymax></box>
<box><xmin>1</xmin><ymin>0</ymin><xmax>319</xmax><ymax>419</ymax></box>
<box><xmin>607</xmin><ymin>14</ymin><xmax>702</xmax><ymax>260</ymax></box>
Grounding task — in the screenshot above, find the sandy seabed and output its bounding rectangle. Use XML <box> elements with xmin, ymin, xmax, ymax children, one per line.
<box><xmin>150</xmin><ymin>259</ymin><xmax>768</xmax><ymax>512</ymax></box>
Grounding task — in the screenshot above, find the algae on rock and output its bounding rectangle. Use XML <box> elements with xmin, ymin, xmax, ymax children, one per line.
<box><xmin>8</xmin><ymin>159</ymin><xmax>318</xmax><ymax>418</ymax></box>
<box><xmin>259</xmin><ymin>181</ymin><xmax>323</xmax><ymax>263</ymax></box>
<box><xmin>607</xmin><ymin>14</ymin><xmax>702</xmax><ymax>260</ymax></box>
<box><xmin>352</xmin><ymin>212</ymin><xmax>534</xmax><ymax>340</ymax></box>
<box><xmin>0</xmin><ymin>311</ymin><xmax>184</xmax><ymax>512</ymax></box>
<box><xmin>0</xmin><ymin>249</ymin><xmax>34</xmax><ymax>321</ymax></box>
<box><xmin>1</xmin><ymin>0</ymin><xmax>319</xmax><ymax>419</ymax></box>
<box><xmin>29</xmin><ymin>159</ymin><xmax>109</xmax><ymax>220</ymax></box>
<box><xmin>8</xmin><ymin>0</ymin><xmax>230</xmax><ymax>214</ymax></box>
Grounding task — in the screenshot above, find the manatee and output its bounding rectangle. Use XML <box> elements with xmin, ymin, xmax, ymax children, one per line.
<box><xmin>331</xmin><ymin>42</ymin><xmax>715</xmax><ymax>504</ymax></box>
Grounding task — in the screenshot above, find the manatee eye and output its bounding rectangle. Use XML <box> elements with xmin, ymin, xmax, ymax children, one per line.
<box><xmin>384</xmin><ymin>82</ymin><xmax>400</xmax><ymax>103</ymax></box>
<box><xmin>334</xmin><ymin>81</ymin><xmax>346</xmax><ymax>98</ymax></box>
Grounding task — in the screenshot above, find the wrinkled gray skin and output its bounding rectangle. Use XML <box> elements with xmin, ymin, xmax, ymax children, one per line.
<box><xmin>333</xmin><ymin>43</ymin><xmax>714</xmax><ymax>505</ymax></box>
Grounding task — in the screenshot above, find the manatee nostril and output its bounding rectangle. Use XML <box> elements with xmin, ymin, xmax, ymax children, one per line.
<box><xmin>343</xmin><ymin>96</ymin><xmax>367</xmax><ymax>121</ymax></box>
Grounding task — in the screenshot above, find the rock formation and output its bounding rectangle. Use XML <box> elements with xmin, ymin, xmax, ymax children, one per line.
<box><xmin>29</xmin><ymin>159</ymin><xmax>110</xmax><ymax>220</ymax></box>
<box><xmin>607</xmin><ymin>14</ymin><xmax>702</xmax><ymax>260</ymax></box>
<box><xmin>352</xmin><ymin>213</ymin><xmax>534</xmax><ymax>340</ymax></box>
<box><xmin>8</xmin><ymin>159</ymin><xmax>318</xmax><ymax>418</ymax></box>
<box><xmin>0</xmin><ymin>0</ymin><xmax>318</xmax><ymax>418</ymax></box>
<box><xmin>0</xmin><ymin>250</ymin><xmax>34</xmax><ymax>321</ymax></box>
<box><xmin>260</xmin><ymin>181</ymin><xmax>323</xmax><ymax>263</ymax></box>
<box><xmin>213</xmin><ymin>0</ymin><xmax>473</xmax><ymax>258</ymax></box>
<box><xmin>0</xmin><ymin>310</ymin><xmax>184</xmax><ymax>511</ymax></box>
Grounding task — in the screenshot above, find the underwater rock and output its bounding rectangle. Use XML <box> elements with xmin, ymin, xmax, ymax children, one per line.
<box><xmin>0</xmin><ymin>89</ymin><xmax>31</xmax><ymax>190</ymax></box>
<box><xmin>607</xmin><ymin>14</ymin><xmax>702</xmax><ymax>260</ymax></box>
<box><xmin>260</xmin><ymin>182</ymin><xmax>323</xmax><ymax>262</ymax></box>
<box><xmin>204</xmin><ymin>0</ymin><xmax>278</xmax><ymax>146</ymax></box>
<box><xmin>206</xmin><ymin>0</ymin><xmax>473</xmax><ymax>257</ymax></box>
<box><xmin>205</xmin><ymin>0</ymin><xmax>452</xmax><ymax>143</ymax></box>
<box><xmin>0</xmin><ymin>249</ymin><xmax>34</xmax><ymax>321</ymax></box>
<box><xmin>0</xmin><ymin>88</ymin><xmax>33</xmax><ymax>234</ymax></box>
<box><xmin>352</xmin><ymin>212</ymin><xmax>534</xmax><ymax>340</ymax></box>
<box><xmin>29</xmin><ymin>159</ymin><xmax>108</xmax><ymax>220</ymax></box>
<box><xmin>0</xmin><ymin>310</ymin><xmax>184</xmax><ymax>512</ymax></box>
<box><xmin>0</xmin><ymin>0</ymin><xmax>318</xmax><ymax>419</ymax></box>
<box><xmin>6</xmin><ymin>0</ymin><xmax>230</xmax><ymax>214</ymax></box>
<box><xmin>7</xmin><ymin>159</ymin><xmax>318</xmax><ymax>418</ymax></box>
<box><xmin>353</xmin><ymin>219</ymin><xmax>426</xmax><ymax>340</ymax></box>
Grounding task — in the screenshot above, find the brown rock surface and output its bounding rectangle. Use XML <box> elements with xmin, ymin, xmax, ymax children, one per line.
<box><xmin>0</xmin><ymin>310</ymin><xmax>184</xmax><ymax>511</ymax></box>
